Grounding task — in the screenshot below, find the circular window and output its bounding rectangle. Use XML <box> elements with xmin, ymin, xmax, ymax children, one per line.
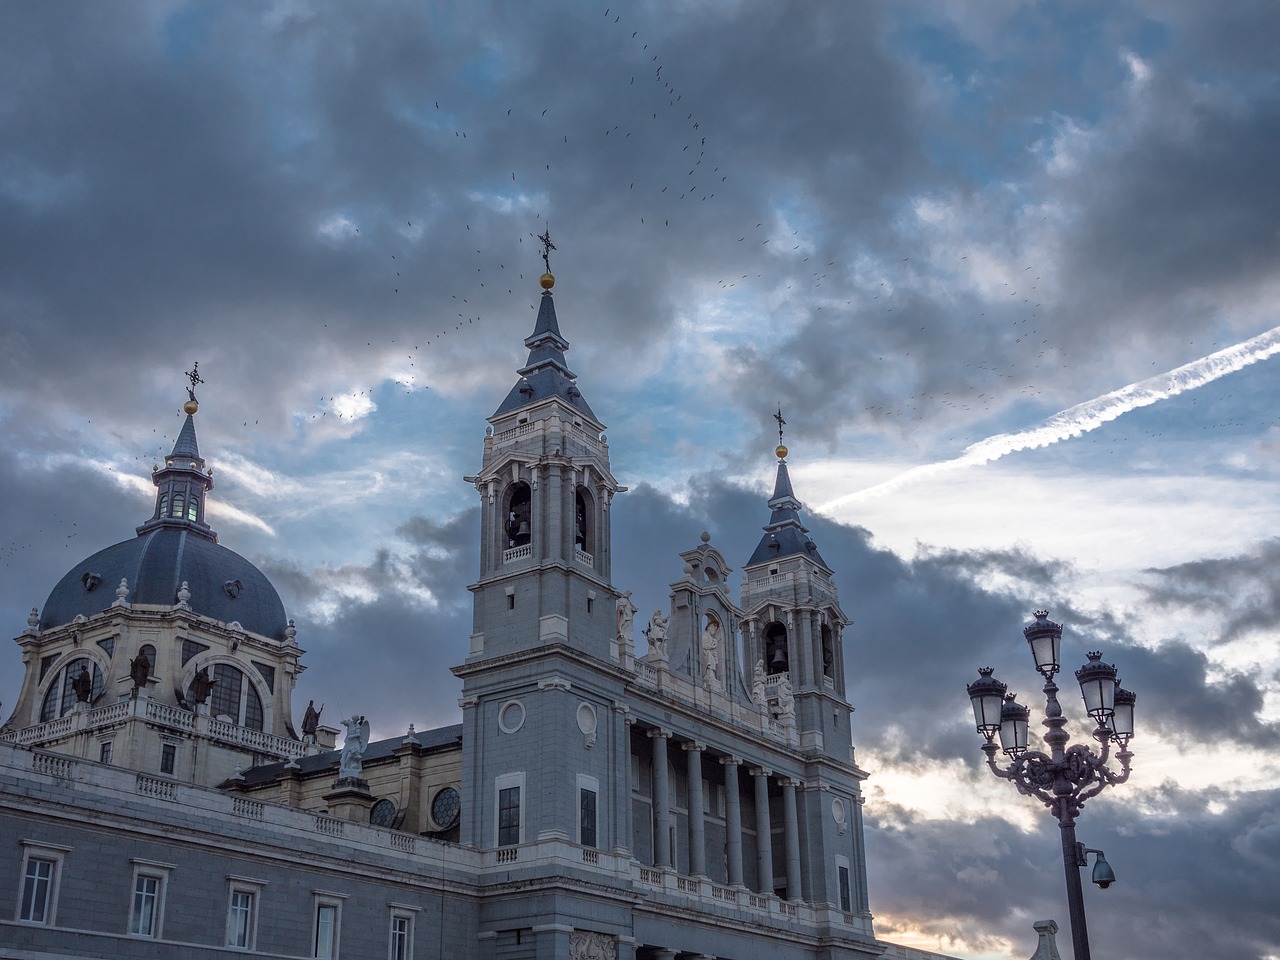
<box><xmin>832</xmin><ymin>797</ymin><xmax>847</xmax><ymax>826</ymax></box>
<box><xmin>498</xmin><ymin>699</ymin><xmax>525</xmax><ymax>734</ymax></box>
<box><xmin>576</xmin><ymin>702</ymin><xmax>597</xmax><ymax>736</ymax></box>
<box><xmin>370</xmin><ymin>798</ymin><xmax>397</xmax><ymax>828</ymax></box>
<box><xmin>431</xmin><ymin>786</ymin><xmax>461</xmax><ymax>830</ymax></box>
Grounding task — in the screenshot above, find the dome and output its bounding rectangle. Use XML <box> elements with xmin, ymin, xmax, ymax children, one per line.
<box><xmin>41</xmin><ymin>525</ymin><xmax>288</xmax><ymax>641</ymax></box>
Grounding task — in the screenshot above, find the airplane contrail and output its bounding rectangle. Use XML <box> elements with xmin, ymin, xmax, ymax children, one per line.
<box><xmin>819</xmin><ymin>323</ymin><xmax>1280</xmax><ymax>512</ymax></box>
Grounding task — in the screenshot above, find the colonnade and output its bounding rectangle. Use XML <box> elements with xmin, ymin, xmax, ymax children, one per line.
<box><xmin>633</xmin><ymin>723</ymin><xmax>805</xmax><ymax>901</ymax></box>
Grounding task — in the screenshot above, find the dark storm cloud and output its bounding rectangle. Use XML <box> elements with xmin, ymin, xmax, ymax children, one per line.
<box><xmin>1141</xmin><ymin>539</ymin><xmax>1280</xmax><ymax>645</ymax></box>
<box><xmin>256</xmin><ymin>506</ymin><xmax>479</xmax><ymax>738</ymax></box>
<box><xmin>867</xmin><ymin>783</ymin><xmax>1280</xmax><ymax>960</ymax></box>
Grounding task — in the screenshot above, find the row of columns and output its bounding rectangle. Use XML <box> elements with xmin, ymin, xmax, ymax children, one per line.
<box><xmin>646</xmin><ymin>728</ymin><xmax>803</xmax><ymax>900</ymax></box>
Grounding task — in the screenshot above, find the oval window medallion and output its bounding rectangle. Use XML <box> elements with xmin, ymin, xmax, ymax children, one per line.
<box><xmin>498</xmin><ymin>699</ymin><xmax>526</xmax><ymax>734</ymax></box>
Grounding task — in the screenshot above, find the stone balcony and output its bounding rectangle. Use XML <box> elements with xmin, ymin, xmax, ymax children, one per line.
<box><xmin>1</xmin><ymin>695</ymin><xmax>305</xmax><ymax>761</ymax></box>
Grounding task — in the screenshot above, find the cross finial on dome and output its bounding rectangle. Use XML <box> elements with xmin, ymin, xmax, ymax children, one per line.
<box><xmin>185</xmin><ymin>362</ymin><xmax>204</xmax><ymax>415</ymax></box>
<box><xmin>537</xmin><ymin>227</ymin><xmax>556</xmax><ymax>273</ymax></box>
<box><xmin>774</xmin><ymin>407</ymin><xmax>788</xmax><ymax>460</ymax></box>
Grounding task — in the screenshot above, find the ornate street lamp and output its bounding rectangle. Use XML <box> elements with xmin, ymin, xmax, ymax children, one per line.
<box><xmin>966</xmin><ymin>611</ymin><xmax>1136</xmax><ymax>960</ymax></box>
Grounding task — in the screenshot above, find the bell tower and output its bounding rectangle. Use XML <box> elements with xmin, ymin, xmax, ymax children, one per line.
<box><xmin>462</xmin><ymin>245</ymin><xmax>624</xmax><ymax>663</ymax></box>
<box><xmin>739</xmin><ymin>413</ymin><xmax>852</xmax><ymax>757</ymax></box>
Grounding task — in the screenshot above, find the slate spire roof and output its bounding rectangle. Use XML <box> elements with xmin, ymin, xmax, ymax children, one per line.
<box><xmin>493</xmin><ymin>278</ymin><xmax>597</xmax><ymax>420</ymax></box>
<box><xmin>746</xmin><ymin>446</ymin><xmax>831</xmax><ymax>570</ymax></box>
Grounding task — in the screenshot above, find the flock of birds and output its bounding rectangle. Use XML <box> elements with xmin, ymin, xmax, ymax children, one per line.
<box><xmin>4</xmin><ymin>5</ymin><xmax>1268</xmax><ymax>573</ymax></box>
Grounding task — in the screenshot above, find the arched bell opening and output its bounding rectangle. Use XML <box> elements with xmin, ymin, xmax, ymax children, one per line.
<box><xmin>821</xmin><ymin>623</ymin><xmax>835</xmax><ymax>680</ymax></box>
<box><xmin>574</xmin><ymin>486</ymin><xmax>594</xmax><ymax>555</ymax></box>
<box><xmin>764</xmin><ymin>621</ymin><xmax>790</xmax><ymax>675</ymax></box>
<box><xmin>503</xmin><ymin>482</ymin><xmax>532</xmax><ymax>550</ymax></box>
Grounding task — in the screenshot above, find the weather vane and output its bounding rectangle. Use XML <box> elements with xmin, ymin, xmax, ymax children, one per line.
<box><xmin>536</xmin><ymin>228</ymin><xmax>556</xmax><ymax>274</ymax></box>
<box><xmin>774</xmin><ymin>406</ymin><xmax>786</xmax><ymax>446</ymax></box>
<box><xmin>186</xmin><ymin>362</ymin><xmax>204</xmax><ymax>402</ymax></box>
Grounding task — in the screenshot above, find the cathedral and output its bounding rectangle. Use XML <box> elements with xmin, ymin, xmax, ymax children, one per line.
<box><xmin>1</xmin><ymin>264</ymin><xmax>961</xmax><ymax>960</ymax></box>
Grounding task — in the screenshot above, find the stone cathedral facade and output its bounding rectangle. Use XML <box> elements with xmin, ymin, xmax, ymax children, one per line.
<box><xmin>0</xmin><ymin>270</ymin><xmax>957</xmax><ymax>960</ymax></box>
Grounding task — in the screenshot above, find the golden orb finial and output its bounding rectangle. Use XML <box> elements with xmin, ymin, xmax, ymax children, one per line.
<box><xmin>540</xmin><ymin>272</ymin><xmax>555</xmax><ymax>290</ymax></box>
<box><xmin>183</xmin><ymin>398</ymin><xmax>199</xmax><ymax>416</ymax></box>
<box><xmin>776</xmin><ymin>444</ymin><xmax>788</xmax><ymax>460</ymax></box>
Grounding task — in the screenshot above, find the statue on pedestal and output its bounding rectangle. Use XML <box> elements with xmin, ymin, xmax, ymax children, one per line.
<box><xmin>339</xmin><ymin>715</ymin><xmax>370</xmax><ymax>780</ymax></box>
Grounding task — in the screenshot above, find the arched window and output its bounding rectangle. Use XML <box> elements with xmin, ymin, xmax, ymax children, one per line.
<box><xmin>198</xmin><ymin>663</ymin><xmax>265</xmax><ymax>731</ymax></box>
<box><xmin>40</xmin><ymin>657</ymin><xmax>104</xmax><ymax>721</ymax></box>
<box><xmin>821</xmin><ymin>624</ymin><xmax>835</xmax><ymax>679</ymax></box>
<box><xmin>137</xmin><ymin>644</ymin><xmax>157</xmax><ymax>678</ymax></box>
<box><xmin>171</xmin><ymin>494</ymin><xmax>185</xmax><ymax>518</ymax></box>
<box><xmin>574</xmin><ymin>487</ymin><xmax>593</xmax><ymax>553</ymax></box>
<box><xmin>504</xmin><ymin>482</ymin><xmax>532</xmax><ymax>549</ymax></box>
<box><xmin>186</xmin><ymin>497</ymin><xmax>198</xmax><ymax>521</ymax></box>
<box><xmin>157</xmin><ymin>493</ymin><xmax>168</xmax><ymax>518</ymax></box>
<box><xmin>764</xmin><ymin>621</ymin><xmax>789</xmax><ymax>675</ymax></box>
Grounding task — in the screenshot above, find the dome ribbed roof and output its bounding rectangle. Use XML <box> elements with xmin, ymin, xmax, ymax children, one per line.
<box><xmin>41</xmin><ymin>525</ymin><xmax>287</xmax><ymax>641</ymax></box>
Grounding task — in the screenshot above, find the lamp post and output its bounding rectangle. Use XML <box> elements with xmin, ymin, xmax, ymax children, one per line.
<box><xmin>966</xmin><ymin>611</ymin><xmax>1136</xmax><ymax>960</ymax></box>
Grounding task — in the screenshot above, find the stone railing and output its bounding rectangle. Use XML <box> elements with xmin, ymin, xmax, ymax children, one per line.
<box><xmin>4</xmin><ymin>714</ymin><xmax>75</xmax><ymax>745</ymax></box>
<box><xmin>146</xmin><ymin>699</ymin><xmax>195</xmax><ymax>730</ymax></box>
<box><xmin>32</xmin><ymin>752</ymin><xmax>77</xmax><ymax>779</ymax></box>
<box><xmin>491</xmin><ymin>421</ymin><xmax>537</xmax><ymax>446</ymax></box>
<box><xmin>137</xmin><ymin>773</ymin><xmax>177</xmax><ymax>801</ymax></box>
<box><xmin>573</xmin><ymin>547</ymin><xmax>594</xmax><ymax>568</ymax></box>
<box><xmin>206</xmin><ymin>718</ymin><xmax>305</xmax><ymax>760</ymax></box>
<box><xmin>627</xmin><ymin>864</ymin><xmax>814</xmax><ymax>924</ymax></box>
<box><xmin>90</xmin><ymin>700</ymin><xmax>133</xmax><ymax>726</ymax></box>
<box><xmin>4</xmin><ymin>743</ymin><xmax>473</xmax><ymax>873</ymax></box>
<box><xmin>503</xmin><ymin>543</ymin><xmax>533</xmax><ymax>563</ymax></box>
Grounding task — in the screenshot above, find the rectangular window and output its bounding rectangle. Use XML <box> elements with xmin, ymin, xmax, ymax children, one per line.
<box><xmin>160</xmin><ymin>743</ymin><xmax>176</xmax><ymax>775</ymax></box>
<box><xmin>17</xmin><ymin>842</ymin><xmax>69</xmax><ymax>926</ymax></box>
<box><xmin>836</xmin><ymin>856</ymin><xmax>852</xmax><ymax>913</ymax></box>
<box><xmin>131</xmin><ymin>875</ymin><xmax>160</xmax><ymax>936</ymax></box>
<box><xmin>20</xmin><ymin>858</ymin><xmax>55</xmax><ymax>923</ymax></box>
<box><xmin>226</xmin><ymin>877</ymin><xmax>265</xmax><ymax>950</ymax></box>
<box><xmin>128</xmin><ymin>859</ymin><xmax>172</xmax><ymax>939</ymax></box>
<box><xmin>388</xmin><ymin>910</ymin><xmax>415</xmax><ymax>960</ymax></box>
<box><xmin>498</xmin><ymin>786</ymin><xmax>521</xmax><ymax>846</ymax></box>
<box><xmin>313</xmin><ymin>903</ymin><xmax>337</xmax><ymax>958</ymax></box>
<box><xmin>100</xmin><ymin>741</ymin><xmax>113</xmax><ymax>764</ymax></box>
<box><xmin>579</xmin><ymin>787</ymin><xmax>597</xmax><ymax>849</ymax></box>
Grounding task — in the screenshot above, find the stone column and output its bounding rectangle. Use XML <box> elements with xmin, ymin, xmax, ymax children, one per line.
<box><xmin>722</xmin><ymin>756</ymin><xmax>744</xmax><ymax>886</ymax></box>
<box><xmin>752</xmin><ymin>767</ymin><xmax>773</xmax><ymax>894</ymax></box>
<box><xmin>781</xmin><ymin>778</ymin><xmax>802</xmax><ymax>901</ymax></box>
<box><xmin>615</xmin><ymin>705</ymin><xmax>633</xmax><ymax>855</ymax></box>
<box><xmin>650</xmin><ymin>729</ymin><xmax>672</xmax><ymax>868</ymax></box>
<box><xmin>853</xmin><ymin>793</ymin><xmax>870</xmax><ymax>913</ymax></box>
<box><xmin>685</xmin><ymin>742</ymin><xmax>706</xmax><ymax>876</ymax></box>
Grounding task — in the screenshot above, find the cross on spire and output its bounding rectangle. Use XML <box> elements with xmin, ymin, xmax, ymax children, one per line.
<box><xmin>774</xmin><ymin>406</ymin><xmax>786</xmax><ymax>446</ymax></box>
<box><xmin>186</xmin><ymin>362</ymin><xmax>204</xmax><ymax>402</ymax></box>
<box><xmin>536</xmin><ymin>228</ymin><xmax>556</xmax><ymax>273</ymax></box>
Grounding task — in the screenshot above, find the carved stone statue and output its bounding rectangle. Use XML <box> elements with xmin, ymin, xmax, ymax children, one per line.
<box><xmin>776</xmin><ymin>675</ymin><xmax>795</xmax><ymax>724</ymax></box>
<box><xmin>616</xmin><ymin>590</ymin><xmax>637</xmax><ymax>645</ymax></box>
<box><xmin>339</xmin><ymin>715</ymin><xmax>370</xmax><ymax>779</ymax></box>
<box><xmin>752</xmin><ymin>659</ymin><xmax>766</xmax><ymax>707</ymax></box>
<box><xmin>702</xmin><ymin>617</ymin><xmax>721</xmax><ymax>688</ymax></box>
<box><xmin>70</xmin><ymin>665</ymin><xmax>93</xmax><ymax>703</ymax></box>
<box><xmin>645</xmin><ymin>609</ymin><xmax>668</xmax><ymax>659</ymax></box>
<box><xmin>188</xmin><ymin>666</ymin><xmax>215</xmax><ymax>705</ymax></box>
<box><xmin>302</xmin><ymin>699</ymin><xmax>323</xmax><ymax>739</ymax></box>
<box><xmin>130</xmin><ymin>650</ymin><xmax>151</xmax><ymax>693</ymax></box>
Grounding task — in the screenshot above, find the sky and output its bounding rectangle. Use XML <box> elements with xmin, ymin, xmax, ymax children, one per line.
<box><xmin>1</xmin><ymin>2</ymin><xmax>1278</xmax><ymax>958</ymax></box>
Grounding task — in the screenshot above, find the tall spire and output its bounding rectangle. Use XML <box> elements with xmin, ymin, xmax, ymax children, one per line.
<box><xmin>747</xmin><ymin>414</ymin><xmax>829</xmax><ymax>569</ymax></box>
<box><xmin>138</xmin><ymin>364</ymin><xmax>216</xmax><ymax>539</ymax></box>
<box><xmin>492</xmin><ymin>231</ymin><xmax>596</xmax><ymax>420</ymax></box>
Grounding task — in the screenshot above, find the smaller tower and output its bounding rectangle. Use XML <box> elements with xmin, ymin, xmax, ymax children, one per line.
<box><xmin>740</xmin><ymin>414</ymin><xmax>851</xmax><ymax>755</ymax></box>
